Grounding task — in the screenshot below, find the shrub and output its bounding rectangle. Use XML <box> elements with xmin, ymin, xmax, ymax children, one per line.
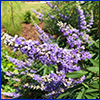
<box><xmin>42</xmin><ymin>1</ymin><xmax>99</xmax><ymax>40</ymax></box>
<box><xmin>23</xmin><ymin>10</ymin><xmax>31</xmax><ymax>24</ymax></box>
<box><xmin>1</xmin><ymin>1</ymin><xmax>99</xmax><ymax>99</ymax></box>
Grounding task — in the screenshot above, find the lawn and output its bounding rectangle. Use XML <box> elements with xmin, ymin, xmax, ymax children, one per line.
<box><xmin>22</xmin><ymin>2</ymin><xmax>50</xmax><ymax>12</ymax></box>
<box><xmin>1</xmin><ymin>1</ymin><xmax>50</xmax><ymax>15</ymax></box>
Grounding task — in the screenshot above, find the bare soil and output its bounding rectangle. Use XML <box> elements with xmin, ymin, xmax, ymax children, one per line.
<box><xmin>1</xmin><ymin>22</ymin><xmax>45</xmax><ymax>41</ymax></box>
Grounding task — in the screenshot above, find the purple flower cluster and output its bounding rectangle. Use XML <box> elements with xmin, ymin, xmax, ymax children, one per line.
<box><xmin>57</xmin><ymin>21</ymin><xmax>93</xmax><ymax>48</ymax></box>
<box><xmin>48</xmin><ymin>13</ymin><xmax>55</xmax><ymax>20</ymax></box>
<box><xmin>23</xmin><ymin>71</ymin><xmax>85</xmax><ymax>99</ymax></box>
<box><xmin>77</xmin><ymin>2</ymin><xmax>87</xmax><ymax>30</ymax></box>
<box><xmin>46</xmin><ymin>1</ymin><xmax>53</xmax><ymax>9</ymax></box>
<box><xmin>5</xmin><ymin>55</ymin><xmax>33</xmax><ymax>70</ymax></box>
<box><xmin>2</xmin><ymin>33</ymin><xmax>92</xmax><ymax>73</ymax></box>
<box><xmin>3</xmin><ymin>54</ymin><xmax>36</xmax><ymax>78</ymax></box>
<box><xmin>2</xmin><ymin>51</ymin><xmax>86</xmax><ymax>99</ymax></box>
<box><xmin>34</xmin><ymin>23</ymin><xmax>55</xmax><ymax>43</ymax></box>
<box><xmin>59</xmin><ymin>13</ymin><xmax>69</xmax><ymax>20</ymax></box>
<box><xmin>87</xmin><ymin>10</ymin><xmax>94</xmax><ymax>29</ymax></box>
<box><xmin>3</xmin><ymin>92</ymin><xmax>21</xmax><ymax>99</ymax></box>
<box><xmin>77</xmin><ymin>2</ymin><xmax>94</xmax><ymax>32</ymax></box>
<box><xmin>31</xmin><ymin>8</ymin><xmax>44</xmax><ymax>20</ymax></box>
<box><xmin>41</xmin><ymin>9</ymin><xmax>45</xmax><ymax>14</ymax></box>
<box><xmin>55</xmin><ymin>5</ymin><xmax>59</xmax><ymax>11</ymax></box>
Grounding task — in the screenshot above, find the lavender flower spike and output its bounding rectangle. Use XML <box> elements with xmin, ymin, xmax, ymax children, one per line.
<box><xmin>31</xmin><ymin>8</ymin><xmax>44</xmax><ymax>20</ymax></box>
<box><xmin>46</xmin><ymin>1</ymin><xmax>53</xmax><ymax>8</ymax></box>
<box><xmin>77</xmin><ymin>2</ymin><xmax>87</xmax><ymax>30</ymax></box>
<box><xmin>48</xmin><ymin>13</ymin><xmax>55</xmax><ymax>20</ymax></box>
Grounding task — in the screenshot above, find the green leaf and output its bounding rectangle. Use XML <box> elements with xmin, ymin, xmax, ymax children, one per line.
<box><xmin>36</xmin><ymin>65</ymin><xmax>45</xmax><ymax>73</ymax></box>
<box><xmin>64</xmin><ymin>82</ymin><xmax>83</xmax><ymax>94</ymax></box>
<box><xmin>57</xmin><ymin>92</ymin><xmax>69</xmax><ymax>99</ymax></box>
<box><xmin>88</xmin><ymin>41</ymin><xmax>94</xmax><ymax>47</ymax></box>
<box><xmin>86</xmin><ymin>72</ymin><xmax>92</xmax><ymax>79</ymax></box>
<box><xmin>89</xmin><ymin>59</ymin><xmax>99</xmax><ymax>67</ymax></box>
<box><xmin>7</xmin><ymin>63</ymin><xmax>13</xmax><ymax>67</ymax></box>
<box><xmin>13</xmin><ymin>69</ymin><xmax>18</xmax><ymax>74</ymax></box>
<box><xmin>43</xmin><ymin>66</ymin><xmax>47</xmax><ymax>76</ymax></box>
<box><xmin>85</xmin><ymin>88</ymin><xmax>99</xmax><ymax>93</ymax></box>
<box><xmin>88</xmin><ymin>92</ymin><xmax>99</xmax><ymax>98</ymax></box>
<box><xmin>1</xmin><ymin>65</ymin><xmax>6</xmax><ymax>72</ymax></box>
<box><xmin>91</xmin><ymin>28</ymin><xmax>98</xmax><ymax>31</ymax></box>
<box><xmin>65</xmin><ymin>45</ymin><xmax>69</xmax><ymax>49</ymax></box>
<box><xmin>82</xmin><ymin>82</ymin><xmax>89</xmax><ymax>88</ymax></box>
<box><xmin>87</xmin><ymin>67</ymin><xmax>99</xmax><ymax>74</ymax></box>
<box><xmin>96</xmin><ymin>39</ymin><xmax>99</xmax><ymax>43</ymax></box>
<box><xmin>66</xmin><ymin>70</ymin><xmax>88</xmax><ymax>78</ymax></box>
<box><xmin>85</xmin><ymin>94</ymin><xmax>96</xmax><ymax>99</ymax></box>
<box><xmin>94</xmin><ymin>40</ymin><xmax>99</xmax><ymax>48</ymax></box>
<box><xmin>89</xmin><ymin>83</ymin><xmax>99</xmax><ymax>89</ymax></box>
<box><xmin>57</xmin><ymin>35</ymin><xmax>62</xmax><ymax>43</ymax></box>
<box><xmin>76</xmin><ymin>87</ymin><xmax>85</xmax><ymax>99</ymax></box>
<box><xmin>95</xmin><ymin>55</ymin><xmax>99</xmax><ymax>60</ymax></box>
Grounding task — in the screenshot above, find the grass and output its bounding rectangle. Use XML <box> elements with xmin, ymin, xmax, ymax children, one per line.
<box><xmin>1</xmin><ymin>1</ymin><xmax>50</xmax><ymax>22</ymax></box>
<box><xmin>1</xmin><ymin>1</ymin><xmax>50</xmax><ymax>36</ymax></box>
<box><xmin>21</xmin><ymin>2</ymin><xmax>50</xmax><ymax>13</ymax></box>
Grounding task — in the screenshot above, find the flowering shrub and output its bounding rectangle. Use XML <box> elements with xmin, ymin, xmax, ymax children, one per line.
<box><xmin>34</xmin><ymin>1</ymin><xmax>99</xmax><ymax>40</ymax></box>
<box><xmin>1</xmin><ymin>1</ymin><xmax>99</xmax><ymax>99</ymax></box>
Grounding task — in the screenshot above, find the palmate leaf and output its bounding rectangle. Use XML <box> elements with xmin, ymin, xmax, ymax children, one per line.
<box><xmin>89</xmin><ymin>58</ymin><xmax>99</xmax><ymax>67</ymax></box>
<box><xmin>57</xmin><ymin>74</ymin><xmax>99</xmax><ymax>99</ymax></box>
<box><xmin>57</xmin><ymin>84</ymin><xmax>82</xmax><ymax>99</ymax></box>
<box><xmin>87</xmin><ymin>67</ymin><xmax>99</xmax><ymax>75</ymax></box>
<box><xmin>88</xmin><ymin>92</ymin><xmax>99</xmax><ymax>98</ymax></box>
<box><xmin>89</xmin><ymin>83</ymin><xmax>99</xmax><ymax>89</ymax></box>
<box><xmin>65</xmin><ymin>70</ymin><xmax>88</xmax><ymax>78</ymax></box>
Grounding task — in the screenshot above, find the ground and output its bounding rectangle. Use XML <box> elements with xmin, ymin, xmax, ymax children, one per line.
<box><xmin>21</xmin><ymin>22</ymin><xmax>45</xmax><ymax>41</ymax></box>
<box><xmin>1</xmin><ymin>22</ymin><xmax>45</xmax><ymax>41</ymax></box>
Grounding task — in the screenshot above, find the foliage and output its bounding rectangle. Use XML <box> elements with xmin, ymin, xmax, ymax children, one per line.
<box><xmin>1</xmin><ymin>41</ymin><xmax>26</xmax><ymax>87</ymax></box>
<box><xmin>1</xmin><ymin>1</ymin><xmax>99</xmax><ymax>99</ymax></box>
<box><xmin>23</xmin><ymin>10</ymin><xmax>31</xmax><ymax>24</ymax></box>
<box><xmin>43</xmin><ymin>1</ymin><xmax>99</xmax><ymax>40</ymax></box>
